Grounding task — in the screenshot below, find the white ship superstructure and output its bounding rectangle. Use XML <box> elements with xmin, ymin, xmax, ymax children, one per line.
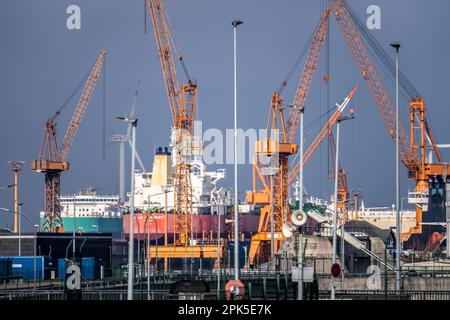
<box><xmin>58</xmin><ymin>188</ymin><xmax>121</xmax><ymax>218</ymax></box>
<box><xmin>132</xmin><ymin>147</ymin><xmax>226</xmax><ymax>213</ymax></box>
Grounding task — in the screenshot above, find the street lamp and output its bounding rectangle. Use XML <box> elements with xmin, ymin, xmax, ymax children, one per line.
<box><xmin>144</xmin><ymin>212</ymin><xmax>158</xmax><ymax>300</ymax></box>
<box><xmin>331</xmin><ymin>114</ymin><xmax>354</xmax><ymax>300</ymax></box>
<box><xmin>230</xmin><ymin>18</ymin><xmax>244</xmax><ymax>297</ymax></box>
<box><xmin>390</xmin><ymin>41</ymin><xmax>401</xmax><ymax>292</ymax></box>
<box><xmin>116</xmin><ymin>115</ymin><xmax>138</xmax><ymax>300</ymax></box>
<box><xmin>0</xmin><ymin>207</ymin><xmax>37</xmax><ymax>290</ymax></box>
<box><xmin>8</xmin><ymin>161</ymin><xmax>24</xmax><ymax>234</ymax></box>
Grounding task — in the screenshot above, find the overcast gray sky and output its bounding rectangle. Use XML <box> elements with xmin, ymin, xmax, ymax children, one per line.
<box><xmin>1</xmin><ymin>0</ymin><xmax>450</xmax><ymax>230</ymax></box>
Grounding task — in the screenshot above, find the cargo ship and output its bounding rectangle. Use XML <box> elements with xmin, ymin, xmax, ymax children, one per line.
<box><xmin>39</xmin><ymin>187</ymin><xmax>123</xmax><ymax>236</ymax></box>
<box><xmin>122</xmin><ymin>147</ymin><xmax>260</xmax><ymax>241</ymax></box>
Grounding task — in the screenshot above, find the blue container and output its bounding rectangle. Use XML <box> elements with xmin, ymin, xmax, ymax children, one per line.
<box><xmin>0</xmin><ymin>258</ymin><xmax>12</xmax><ymax>280</ymax></box>
<box><xmin>81</xmin><ymin>257</ymin><xmax>100</xmax><ymax>280</ymax></box>
<box><xmin>0</xmin><ymin>256</ymin><xmax>49</xmax><ymax>280</ymax></box>
<box><xmin>58</xmin><ymin>259</ymin><xmax>67</xmax><ymax>280</ymax></box>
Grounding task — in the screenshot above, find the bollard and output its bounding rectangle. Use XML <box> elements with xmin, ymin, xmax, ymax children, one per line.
<box><xmin>276</xmin><ymin>274</ymin><xmax>280</xmax><ymax>300</ymax></box>
<box><xmin>284</xmin><ymin>272</ymin><xmax>289</xmax><ymax>300</ymax></box>
<box><xmin>262</xmin><ymin>277</ymin><xmax>267</xmax><ymax>300</ymax></box>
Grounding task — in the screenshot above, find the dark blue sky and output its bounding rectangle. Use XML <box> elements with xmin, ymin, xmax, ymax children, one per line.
<box><xmin>1</xmin><ymin>0</ymin><xmax>449</xmax><ymax>230</ymax></box>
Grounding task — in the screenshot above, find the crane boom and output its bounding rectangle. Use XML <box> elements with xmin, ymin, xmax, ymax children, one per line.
<box><xmin>287</xmin><ymin>6</ymin><xmax>331</xmax><ymax>143</ymax></box>
<box><xmin>331</xmin><ymin>0</ymin><xmax>419</xmax><ymax>174</ymax></box>
<box><xmin>32</xmin><ymin>49</ymin><xmax>106</xmax><ymax>232</ymax></box>
<box><xmin>288</xmin><ymin>84</ymin><xmax>359</xmax><ymax>184</ymax></box>
<box><xmin>147</xmin><ymin>0</ymin><xmax>179</xmax><ymax>123</ymax></box>
<box><xmin>60</xmin><ymin>49</ymin><xmax>107</xmax><ymax>162</ymax></box>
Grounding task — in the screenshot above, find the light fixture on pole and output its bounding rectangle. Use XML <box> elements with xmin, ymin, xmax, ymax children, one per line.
<box><xmin>331</xmin><ymin>114</ymin><xmax>354</xmax><ymax>300</ymax></box>
<box><xmin>8</xmin><ymin>161</ymin><xmax>24</xmax><ymax>234</ymax></box>
<box><xmin>116</xmin><ymin>115</ymin><xmax>138</xmax><ymax>301</ymax></box>
<box><xmin>297</xmin><ymin>104</ymin><xmax>305</xmax><ymax>301</ymax></box>
<box><xmin>390</xmin><ymin>41</ymin><xmax>401</xmax><ymax>292</ymax></box>
<box><xmin>225</xmin><ymin>18</ymin><xmax>245</xmax><ymax>300</ymax></box>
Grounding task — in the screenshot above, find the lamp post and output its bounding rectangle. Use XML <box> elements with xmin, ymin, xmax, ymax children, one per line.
<box><xmin>232</xmin><ymin>18</ymin><xmax>243</xmax><ymax>282</ymax></box>
<box><xmin>116</xmin><ymin>115</ymin><xmax>138</xmax><ymax>300</ymax></box>
<box><xmin>18</xmin><ymin>203</ymin><xmax>22</xmax><ymax>256</ymax></box>
<box><xmin>73</xmin><ymin>194</ymin><xmax>76</xmax><ymax>264</ymax></box>
<box><xmin>8</xmin><ymin>161</ymin><xmax>24</xmax><ymax>234</ymax></box>
<box><xmin>298</xmin><ymin>105</ymin><xmax>305</xmax><ymax>301</ymax></box>
<box><xmin>0</xmin><ymin>207</ymin><xmax>36</xmax><ymax>289</ymax></box>
<box><xmin>145</xmin><ymin>212</ymin><xmax>158</xmax><ymax>300</ymax></box>
<box><xmin>216</xmin><ymin>189</ymin><xmax>223</xmax><ymax>299</ymax></box>
<box><xmin>390</xmin><ymin>42</ymin><xmax>401</xmax><ymax>292</ymax></box>
<box><xmin>331</xmin><ymin>114</ymin><xmax>354</xmax><ymax>300</ymax></box>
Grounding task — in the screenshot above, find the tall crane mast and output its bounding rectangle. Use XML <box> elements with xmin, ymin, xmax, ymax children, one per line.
<box><xmin>245</xmin><ymin>7</ymin><xmax>333</xmax><ymax>267</ymax></box>
<box><xmin>146</xmin><ymin>1</ymin><xmax>221</xmax><ymax>267</ymax></box>
<box><xmin>31</xmin><ymin>49</ymin><xmax>106</xmax><ymax>233</ymax></box>
<box><xmin>148</xmin><ymin>0</ymin><xmax>197</xmax><ymax>245</ymax></box>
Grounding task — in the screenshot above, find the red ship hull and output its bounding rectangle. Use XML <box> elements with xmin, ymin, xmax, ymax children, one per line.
<box><xmin>123</xmin><ymin>212</ymin><xmax>259</xmax><ymax>241</ymax></box>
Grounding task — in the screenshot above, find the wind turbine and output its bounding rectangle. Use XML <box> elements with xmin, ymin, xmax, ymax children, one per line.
<box><xmin>109</xmin><ymin>81</ymin><xmax>146</xmax><ymax>204</ymax></box>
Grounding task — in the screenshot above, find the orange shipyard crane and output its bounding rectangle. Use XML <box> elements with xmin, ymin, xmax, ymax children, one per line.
<box><xmin>146</xmin><ymin>0</ymin><xmax>222</xmax><ymax>265</ymax></box>
<box><xmin>330</xmin><ymin>0</ymin><xmax>448</xmax><ymax>242</ymax></box>
<box><xmin>245</xmin><ymin>6</ymin><xmax>332</xmax><ymax>267</ymax></box>
<box><xmin>31</xmin><ymin>50</ymin><xmax>107</xmax><ymax>233</ymax></box>
<box><xmin>245</xmin><ymin>6</ymin><xmax>335</xmax><ymax>267</ymax></box>
<box><xmin>246</xmin><ymin>83</ymin><xmax>359</xmax><ymax>267</ymax></box>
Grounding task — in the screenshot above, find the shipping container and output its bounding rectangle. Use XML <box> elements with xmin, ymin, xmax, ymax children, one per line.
<box><xmin>0</xmin><ymin>258</ymin><xmax>12</xmax><ymax>281</ymax></box>
<box><xmin>81</xmin><ymin>257</ymin><xmax>101</xmax><ymax>280</ymax></box>
<box><xmin>0</xmin><ymin>256</ymin><xmax>50</xmax><ymax>280</ymax></box>
<box><xmin>58</xmin><ymin>258</ymin><xmax>67</xmax><ymax>280</ymax></box>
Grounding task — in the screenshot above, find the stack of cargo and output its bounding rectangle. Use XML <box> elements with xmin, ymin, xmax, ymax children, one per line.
<box><xmin>0</xmin><ymin>256</ymin><xmax>50</xmax><ymax>281</ymax></box>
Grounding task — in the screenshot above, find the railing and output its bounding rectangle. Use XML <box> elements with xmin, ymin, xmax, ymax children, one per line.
<box><xmin>0</xmin><ymin>289</ymin><xmax>216</xmax><ymax>301</ymax></box>
<box><xmin>319</xmin><ymin>290</ymin><xmax>450</xmax><ymax>300</ymax></box>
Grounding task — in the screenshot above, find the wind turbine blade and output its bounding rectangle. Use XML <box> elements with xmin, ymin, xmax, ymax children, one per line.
<box><xmin>128</xmin><ymin>138</ymin><xmax>146</xmax><ymax>172</ymax></box>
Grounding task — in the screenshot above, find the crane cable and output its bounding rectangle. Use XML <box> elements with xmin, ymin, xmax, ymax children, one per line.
<box><xmin>51</xmin><ymin>62</ymin><xmax>94</xmax><ymax>121</ymax></box>
<box><xmin>277</xmin><ymin>18</ymin><xmax>320</xmax><ymax>93</ymax></box>
<box><xmin>164</xmin><ymin>9</ymin><xmax>192</xmax><ymax>82</ymax></box>
<box><xmin>344</xmin><ymin>0</ymin><xmax>439</xmax><ymax>154</ymax></box>
<box><xmin>344</xmin><ymin>0</ymin><xmax>420</xmax><ymax>99</ymax></box>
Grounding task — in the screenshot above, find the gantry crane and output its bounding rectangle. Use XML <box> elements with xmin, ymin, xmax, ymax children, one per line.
<box><xmin>31</xmin><ymin>50</ymin><xmax>106</xmax><ymax>233</ymax></box>
<box><xmin>146</xmin><ymin>0</ymin><xmax>221</xmax><ymax>264</ymax></box>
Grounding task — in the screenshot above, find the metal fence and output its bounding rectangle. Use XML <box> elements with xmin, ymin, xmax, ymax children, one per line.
<box><xmin>2</xmin><ymin>288</ymin><xmax>450</xmax><ymax>300</ymax></box>
<box><xmin>319</xmin><ymin>290</ymin><xmax>450</xmax><ymax>300</ymax></box>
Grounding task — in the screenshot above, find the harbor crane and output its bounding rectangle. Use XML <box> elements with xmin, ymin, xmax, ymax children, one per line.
<box><xmin>248</xmin><ymin>0</ymin><xmax>449</xmax><ymax>266</ymax></box>
<box><xmin>245</xmin><ymin>6</ymin><xmax>333</xmax><ymax>267</ymax></box>
<box><xmin>146</xmin><ymin>0</ymin><xmax>221</xmax><ymax>266</ymax></box>
<box><xmin>330</xmin><ymin>0</ymin><xmax>448</xmax><ymax>242</ymax></box>
<box><xmin>31</xmin><ymin>50</ymin><xmax>106</xmax><ymax>233</ymax></box>
<box><xmin>246</xmin><ymin>81</ymin><xmax>359</xmax><ymax>266</ymax></box>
